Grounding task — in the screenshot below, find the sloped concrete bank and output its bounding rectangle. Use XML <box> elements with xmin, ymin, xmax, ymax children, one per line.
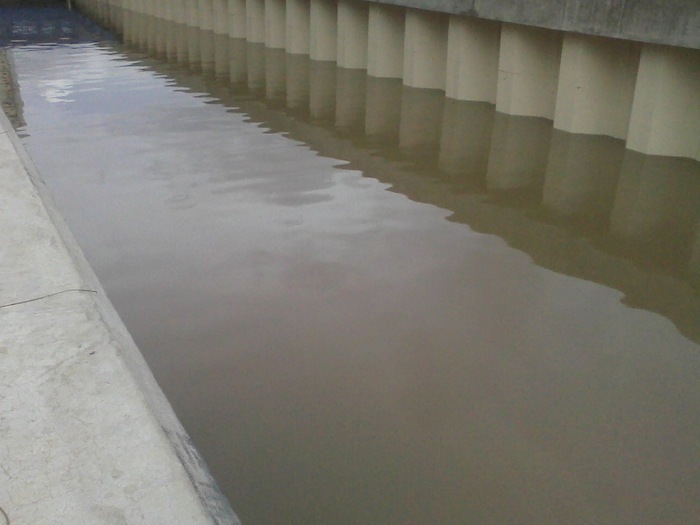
<box><xmin>0</xmin><ymin>106</ymin><xmax>240</xmax><ymax>523</ymax></box>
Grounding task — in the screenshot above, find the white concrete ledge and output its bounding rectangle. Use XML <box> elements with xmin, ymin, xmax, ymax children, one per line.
<box><xmin>0</xmin><ymin>107</ymin><xmax>240</xmax><ymax>524</ymax></box>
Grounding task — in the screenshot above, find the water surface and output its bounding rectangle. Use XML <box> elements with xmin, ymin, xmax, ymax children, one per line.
<box><xmin>4</xmin><ymin>4</ymin><xmax>700</xmax><ymax>524</ymax></box>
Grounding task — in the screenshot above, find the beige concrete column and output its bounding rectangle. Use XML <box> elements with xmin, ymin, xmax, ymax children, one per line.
<box><xmin>626</xmin><ymin>45</ymin><xmax>700</xmax><ymax>160</ymax></box>
<box><xmin>496</xmin><ymin>23</ymin><xmax>562</xmax><ymax>119</ymax></box>
<box><xmin>445</xmin><ymin>15</ymin><xmax>500</xmax><ymax>103</ymax></box>
<box><xmin>367</xmin><ymin>3</ymin><xmax>404</xmax><ymax>79</ymax></box>
<box><xmin>246</xmin><ymin>0</ymin><xmax>266</xmax><ymax>44</ymax></box>
<box><xmin>337</xmin><ymin>0</ymin><xmax>369</xmax><ymax>69</ymax></box>
<box><xmin>310</xmin><ymin>0</ymin><xmax>338</xmax><ymax>62</ymax></box>
<box><xmin>286</xmin><ymin>0</ymin><xmax>310</xmax><ymax>55</ymax></box>
<box><xmin>213</xmin><ymin>0</ymin><xmax>229</xmax><ymax>34</ymax></box>
<box><xmin>187</xmin><ymin>0</ymin><xmax>199</xmax><ymax>26</ymax></box>
<box><xmin>228</xmin><ymin>0</ymin><xmax>246</xmax><ymax>38</ymax></box>
<box><xmin>265</xmin><ymin>0</ymin><xmax>286</xmax><ymax>48</ymax></box>
<box><xmin>403</xmin><ymin>9</ymin><xmax>448</xmax><ymax>90</ymax></box>
<box><xmin>199</xmin><ymin>0</ymin><xmax>215</xmax><ymax>31</ymax></box>
<box><xmin>554</xmin><ymin>34</ymin><xmax>640</xmax><ymax>139</ymax></box>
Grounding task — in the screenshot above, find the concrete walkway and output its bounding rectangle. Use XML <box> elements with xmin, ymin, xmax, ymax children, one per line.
<box><xmin>0</xmin><ymin>108</ymin><xmax>240</xmax><ymax>524</ymax></box>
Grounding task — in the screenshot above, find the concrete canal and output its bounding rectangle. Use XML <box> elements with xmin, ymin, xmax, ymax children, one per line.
<box><xmin>2</xmin><ymin>1</ymin><xmax>700</xmax><ymax>523</ymax></box>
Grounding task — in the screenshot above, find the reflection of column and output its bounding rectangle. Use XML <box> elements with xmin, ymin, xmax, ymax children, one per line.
<box><xmin>214</xmin><ymin>34</ymin><xmax>230</xmax><ymax>77</ymax></box>
<box><xmin>246</xmin><ymin>0</ymin><xmax>265</xmax><ymax>43</ymax></box>
<box><xmin>445</xmin><ymin>15</ymin><xmax>499</xmax><ymax>103</ymax></box>
<box><xmin>200</xmin><ymin>29</ymin><xmax>216</xmax><ymax>74</ymax></box>
<box><xmin>265</xmin><ymin>47</ymin><xmax>287</xmax><ymax>107</ymax></box>
<box><xmin>403</xmin><ymin>9</ymin><xmax>447</xmax><ymax>90</ymax></box>
<box><xmin>229</xmin><ymin>38</ymin><xmax>248</xmax><ymax>90</ymax></box>
<box><xmin>228</xmin><ymin>0</ymin><xmax>246</xmax><ymax>39</ymax></box>
<box><xmin>309</xmin><ymin>0</ymin><xmax>337</xmax><ymax>62</ymax></box>
<box><xmin>626</xmin><ymin>45</ymin><xmax>700</xmax><ymax>161</ymax></box>
<box><xmin>439</xmin><ymin>99</ymin><xmax>494</xmax><ymax>182</ymax></box>
<box><xmin>486</xmin><ymin>113</ymin><xmax>552</xmax><ymax>191</ymax></box>
<box><xmin>247</xmin><ymin>42</ymin><xmax>266</xmax><ymax>95</ymax></box>
<box><xmin>496</xmin><ymin>24</ymin><xmax>562</xmax><ymax>119</ymax></box>
<box><xmin>365</xmin><ymin>76</ymin><xmax>402</xmax><ymax>143</ymax></box>
<box><xmin>554</xmin><ymin>34</ymin><xmax>639</xmax><ymax>139</ymax></box>
<box><xmin>335</xmin><ymin>68</ymin><xmax>367</xmax><ymax>135</ymax></box>
<box><xmin>399</xmin><ymin>85</ymin><xmax>444</xmax><ymax>161</ymax></box>
<box><xmin>609</xmin><ymin>152</ymin><xmax>700</xmax><ymax>268</ymax></box>
<box><xmin>337</xmin><ymin>0</ymin><xmax>368</xmax><ymax>70</ymax></box>
<box><xmin>367</xmin><ymin>3</ymin><xmax>404</xmax><ymax>79</ymax></box>
<box><xmin>309</xmin><ymin>59</ymin><xmax>336</xmax><ymax>123</ymax></box>
<box><xmin>286</xmin><ymin>0</ymin><xmax>310</xmax><ymax>55</ymax></box>
<box><xmin>542</xmin><ymin>131</ymin><xmax>624</xmax><ymax>222</ymax></box>
<box><xmin>175</xmin><ymin>11</ymin><xmax>189</xmax><ymax>63</ymax></box>
<box><xmin>265</xmin><ymin>0</ymin><xmax>286</xmax><ymax>49</ymax></box>
<box><xmin>187</xmin><ymin>25</ymin><xmax>202</xmax><ymax>70</ymax></box>
<box><xmin>286</xmin><ymin>53</ymin><xmax>310</xmax><ymax>115</ymax></box>
<box><xmin>688</xmin><ymin>226</ymin><xmax>700</xmax><ymax>290</ymax></box>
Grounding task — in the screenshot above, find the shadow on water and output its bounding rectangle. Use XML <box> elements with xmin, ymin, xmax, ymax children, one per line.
<box><xmin>5</xmin><ymin>3</ymin><xmax>700</xmax><ymax>525</ymax></box>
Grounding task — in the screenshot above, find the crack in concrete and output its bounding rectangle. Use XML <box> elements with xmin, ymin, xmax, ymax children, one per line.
<box><xmin>0</xmin><ymin>289</ymin><xmax>97</xmax><ymax>311</ymax></box>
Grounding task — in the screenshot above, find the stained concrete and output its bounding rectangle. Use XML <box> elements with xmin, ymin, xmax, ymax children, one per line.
<box><xmin>371</xmin><ymin>0</ymin><xmax>700</xmax><ymax>50</ymax></box>
<box><xmin>0</xmin><ymin>106</ymin><xmax>239</xmax><ymax>524</ymax></box>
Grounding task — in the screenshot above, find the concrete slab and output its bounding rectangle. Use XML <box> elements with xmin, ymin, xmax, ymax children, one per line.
<box><xmin>0</xmin><ymin>107</ymin><xmax>240</xmax><ymax>524</ymax></box>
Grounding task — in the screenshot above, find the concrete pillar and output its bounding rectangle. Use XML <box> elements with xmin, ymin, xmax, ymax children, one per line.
<box><xmin>486</xmin><ymin>113</ymin><xmax>552</xmax><ymax>191</ymax></box>
<box><xmin>554</xmin><ymin>34</ymin><xmax>640</xmax><ymax>139</ymax></box>
<box><xmin>626</xmin><ymin>45</ymin><xmax>700</xmax><ymax>160</ymax></box>
<box><xmin>187</xmin><ymin>25</ymin><xmax>202</xmax><ymax>69</ymax></box>
<box><xmin>286</xmin><ymin>0</ymin><xmax>310</xmax><ymax>55</ymax></box>
<box><xmin>199</xmin><ymin>0</ymin><xmax>215</xmax><ymax>31</ymax></box>
<box><xmin>337</xmin><ymin>0</ymin><xmax>369</xmax><ymax>70</ymax></box>
<box><xmin>265</xmin><ymin>0</ymin><xmax>286</xmax><ymax>48</ymax></box>
<box><xmin>439</xmin><ymin>99</ymin><xmax>495</xmax><ymax>177</ymax></box>
<box><xmin>309</xmin><ymin>60</ymin><xmax>337</xmax><ymax>122</ymax></box>
<box><xmin>403</xmin><ymin>9</ymin><xmax>447</xmax><ymax>90</ymax></box>
<box><xmin>496</xmin><ymin>23</ymin><xmax>562</xmax><ymax>119</ymax></box>
<box><xmin>286</xmin><ymin>53</ymin><xmax>310</xmax><ymax>115</ymax></box>
<box><xmin>542</xmin><ymin>131</ymin><xmax>625</xmax><ymax>221</ymax></box>
<box><xmin>445</xmin><ymin>15</ymin><xmax>500</xmax><ymax>103</ymax></box>
<box><xmin>365</xmin><ymin>76</ymin><xmax>402</xmax><ymax>143</ymax></box>
<box><xmin>187</xmin><ymin>0</ymin><xmax>199</xmax><ymax>26</ymax></box>
<box><xmin>265</xmin><ymin>48</ymin><xmax>287</xmax><ymax>105</ymax></box>
<box><xmin>246</xmin><ymin>0</ymin><xmax>266</xmax><ymax>44</ymax></box>
<box><xmin>367</xmin><ymin>3</ymin><xmax>404</xmax><ymax>79</ymax></box>
<box><xmin>228</xmin><ymin>0</ymin><xmax>246</xmax><ymax>38</ymax></box>
<box><xmin>213</xmin><ymin>0</ymin><xmax>229</xmax><ymax>34</ymax></box>
<box><xmin>336</xmin><ymin>68</ymin><xmax>367</xmax><ymax>134</ymax></box>
<box><xmin>310</xmin><ymin>0</ymin><xmax>337</xmax><ymax>62</ymax></box>
<box><xmin>609</xmin><ymin>151</ymin><xmax>700</xmax><ymax>266</ymax></box>
<box><xmin>399</xmin><ymin>85</ymin><xmax>445</xmax><ymax>159</ymax></box>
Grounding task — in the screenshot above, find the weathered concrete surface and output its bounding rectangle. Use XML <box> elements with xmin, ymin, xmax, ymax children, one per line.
<box><xmin>372</xmin><ymin>0</ymin><xmax>700</xmax><ymax>50</ymax></box>
<box><xmin>0</xmin><ymin>106</ymin><xmax>240</xmax><ymax>524</ymax></box>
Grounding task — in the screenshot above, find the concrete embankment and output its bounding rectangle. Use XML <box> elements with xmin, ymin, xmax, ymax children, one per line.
<box><xmin>0</xmin><ymin>106</ymin><xmax>239</xmax><ymax>523</ymax></box>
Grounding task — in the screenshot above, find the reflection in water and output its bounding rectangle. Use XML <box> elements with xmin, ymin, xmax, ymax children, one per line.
<box><xmin>7</xmin><ymin>4</ymin><xmax>700</xmax><ymax>525</ymax></box>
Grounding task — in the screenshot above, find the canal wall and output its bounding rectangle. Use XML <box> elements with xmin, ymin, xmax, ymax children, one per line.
<box><xmin>0</xmin><ymin>108</ymin><xmax>239</xmax><ymax>522</ymax></box>
<box><xmin>77</xmin><ymin>0</ymin><xmax>700</xmax><ymax>163</ymax></box>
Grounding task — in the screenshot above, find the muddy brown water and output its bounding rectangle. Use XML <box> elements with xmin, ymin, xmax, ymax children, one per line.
<box><xmin>4</xmin><ymin>5</ymin><xmax>700</xmax><ymax>524</ymax></box>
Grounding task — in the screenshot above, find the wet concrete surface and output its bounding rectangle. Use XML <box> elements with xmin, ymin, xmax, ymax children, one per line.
<box><xmin>4</xmin><ymin>5</ymin><xmax>700</xmax><ymax>524</ymax></box>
